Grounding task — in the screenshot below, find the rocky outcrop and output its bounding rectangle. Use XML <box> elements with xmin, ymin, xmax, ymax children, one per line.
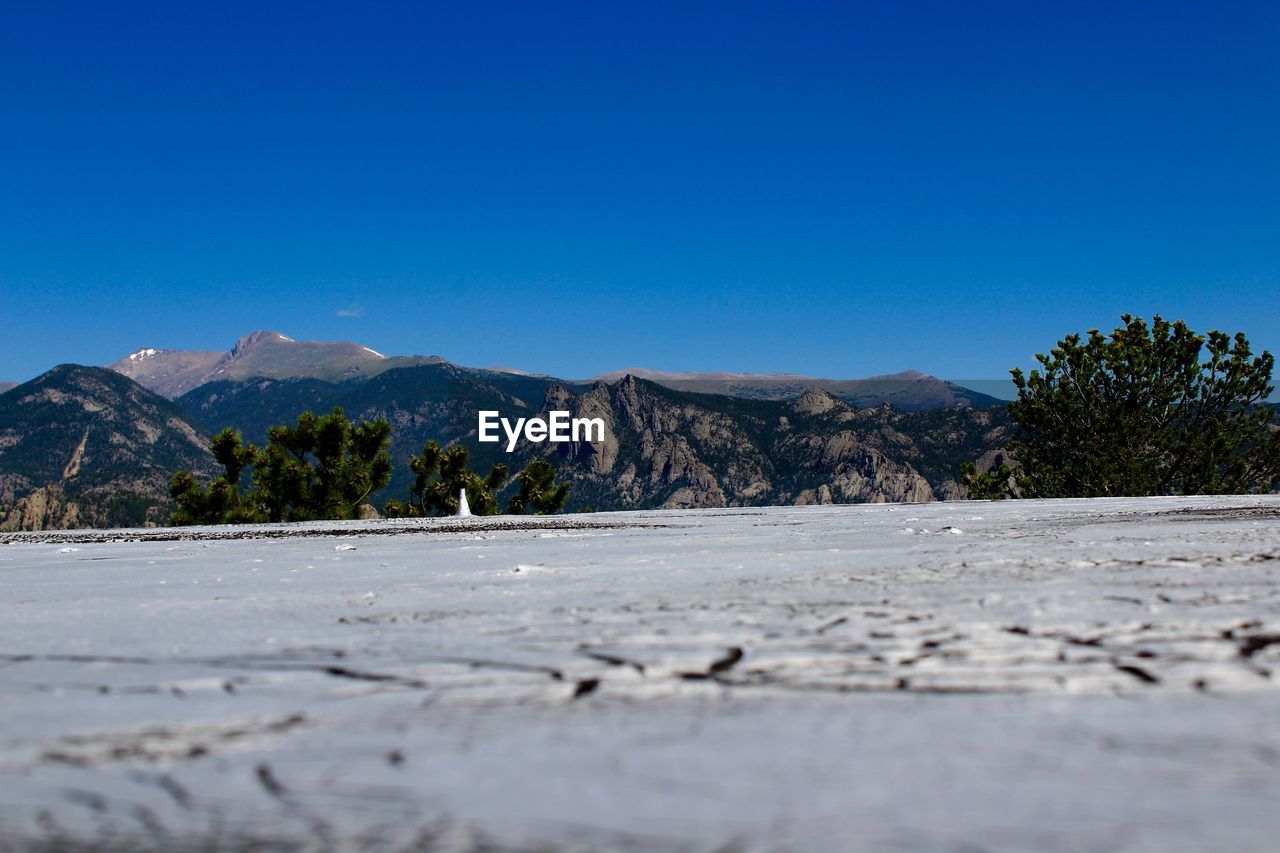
<box><xmin>936</xmin><ymin>480</ymin><xmax>966</xmax><ymax>501</ymax></box>
<box><xmin>776</xmin><ymin>428</ymin><xmax>934</xmax><ymax>504</ymax></box>
<box><xmin>533</xmin><ymin>377</ymin><xmax>762</xmax><ymax>509</ymax></box>
<box><xmin>541</xmin><ymin>382</ymin><xmax>620</xmax><ymax>475</ymax></box>
<box><xmin>792</xmin><ymin>388</ymin><xmax>842</xmax><ymax>416</ymax></box>
<box><xmin>0</xmin><ymin>485</ymin><xmax>80</xmax><ymax>531</ymax></box>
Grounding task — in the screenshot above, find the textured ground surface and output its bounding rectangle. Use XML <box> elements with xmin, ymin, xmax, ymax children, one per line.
<box><xmin>1</xmin><ymin>496</ymin><xmax>1279</xmax><ymax>851</ymax></box>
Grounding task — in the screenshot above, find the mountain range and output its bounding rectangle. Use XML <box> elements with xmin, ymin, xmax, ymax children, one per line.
<box><xmin>174</xmin><ymin>366</ymin><xmax>1014</xmax><ymax>509</ymax></box>
<box><xmin>107</xmin><ymin>330</ymin><xmax>1001</xmax><ymax>409</ymax></box>
<box><xmin>0</xmin><ymin>332</ymin><xmax>1021</xmax><ymax>530</ymax></box>
<box><xmin>586</xmin><ymin>367</ymin><xmax>1001</xmax><ymax>409</ymax></box>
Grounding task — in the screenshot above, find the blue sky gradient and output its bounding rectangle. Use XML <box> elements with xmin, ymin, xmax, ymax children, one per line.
<box><xmin>2</xmin><ymin>1</ymin><xmax>1277</xmax><ymax>384</ymax></box>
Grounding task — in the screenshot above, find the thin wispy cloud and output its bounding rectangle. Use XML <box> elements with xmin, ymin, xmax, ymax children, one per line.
<box><xmin>336</xmin><ymin>305</ymin><xmax>365</xmax><ymax>318</ymax></box>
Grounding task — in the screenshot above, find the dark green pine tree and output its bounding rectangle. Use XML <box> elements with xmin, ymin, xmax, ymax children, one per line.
<box><xmin>169</xmin><ymin>428</ymin><xmax>265</xmax><ymax>524</ymax></box>
<box><xmin>170</xmin><ymin>409</ymin><xmax>392</xmax><ymax>525</ymax></box>
<box><xmin>384</xmin><ymin>441</ymin><xmax>508</xmax><ymax>517</ymax></box>
<box><xmin>252</xmin><ymin>408</ymin><xmax>393</xmax><ymax>522</ymax></box>
<box><xmin>1008</xmin><ymin>315</ymin><xmax>1280</xmax><ymax>497</ymax></box>
<box><xmin>957</xmin><ymin>461</ymin><xmax>1016</xmax><ymax>500</ymax></box>
<box><xmin>507</xmin><ymin>458</ymin><xmax>570</xmax><ymax>515</ymax></box>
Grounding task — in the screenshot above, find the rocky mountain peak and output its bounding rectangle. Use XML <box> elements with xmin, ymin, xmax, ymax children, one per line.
<box><xmin>230</xmin><ymin>331</ymin><xmax>294</xmax><ymax>359</ymax></box>
<box><xmin>542</xmin><ymin>383</ymin><xmax>574</xmax><ymax>410</ymax></box>
<box><xmin>792</xmin><ymin>388</ymin><xmax>843</xmax><ymax>416</ymax></box>
<box><xmin>108</xmin><ymin>331</ymin><xmax>416</xmax><ymax>399</ymax></box>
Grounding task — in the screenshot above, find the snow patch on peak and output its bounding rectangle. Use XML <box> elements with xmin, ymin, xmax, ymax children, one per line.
<box><xmin>360</xmin><ymin>346</ymin><xmax>385</xmax><ymax>359</ymax></box>
<box><xmin>128</xmin><ymin>348</ymin><xmax>162</xmax><ymax>362</ymax></box>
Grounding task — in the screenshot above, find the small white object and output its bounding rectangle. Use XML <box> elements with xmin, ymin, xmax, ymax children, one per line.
<box><xmin>335</xmin><ymin>544</ymin><xmax>357</xmax><ymax>551</ymax></box>
<box><xmin>457</xmin><ymin>488</ymin><xmax>471</xmax><ymax>517</ymax></box>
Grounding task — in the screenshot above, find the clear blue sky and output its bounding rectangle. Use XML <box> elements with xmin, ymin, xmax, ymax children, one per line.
<box><xmin>2</xmin><ymin>1</ymin><xmax>1277</xmax><ymax>385</ymax></box>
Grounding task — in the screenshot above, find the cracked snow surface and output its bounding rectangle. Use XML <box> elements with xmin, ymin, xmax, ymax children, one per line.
<box><xmin>1</xmin><ymin>497</ymin><xmax>1279</xmax><ymax>850</ymax></box>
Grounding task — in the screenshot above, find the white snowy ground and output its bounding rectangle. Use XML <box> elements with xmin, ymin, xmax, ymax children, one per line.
<box><xmin>1</xmin><ymin>497</ymin><xmax>1279</xmax><ymax>852</ymax></box>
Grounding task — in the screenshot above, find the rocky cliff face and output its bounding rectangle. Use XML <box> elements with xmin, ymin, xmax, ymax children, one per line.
<box><xmin>517</xmin><ymin>377</ymin><xmax>983</xmax><ymax>510</ymax></box>
<box><xmin>777</xmin><ymin>433</ymin><xmax>935</xmax><ymax>504</ymax></box>
<box><xmin>0</xmin><ymin>485</ymin><xmax>81</xmax><ymax>531</ymax></box>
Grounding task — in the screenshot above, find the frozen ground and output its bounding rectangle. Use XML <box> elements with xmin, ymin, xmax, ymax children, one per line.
<box><xmin>1</xmin><ymin>496</ymin><xmax>1279</xmax><ymax>851</ymax></box>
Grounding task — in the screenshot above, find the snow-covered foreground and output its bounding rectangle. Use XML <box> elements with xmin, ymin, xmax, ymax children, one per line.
<box><xmin>1</xmin><ymin>497</ymin><xmax>1279</xmax><ymax>851</ymax></box>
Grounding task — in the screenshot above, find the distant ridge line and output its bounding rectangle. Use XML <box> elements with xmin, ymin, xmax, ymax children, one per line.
<box><xmin>103</xmin><ymin>330</ymin><xmax>1001</xmax><ymax>410</ymax></box>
